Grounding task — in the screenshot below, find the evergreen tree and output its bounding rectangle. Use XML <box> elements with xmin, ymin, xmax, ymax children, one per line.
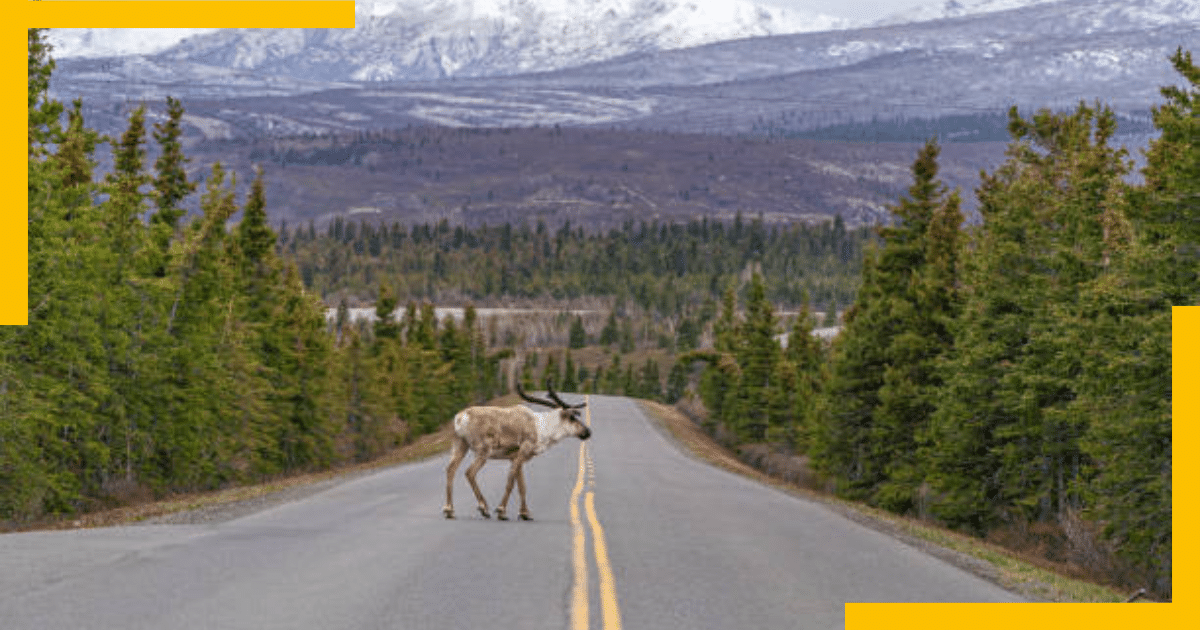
<box><xmin>159</xmin><ymin>162</ymin><xmax>265</xmax><ymax>488</ymax></box>
<box><xmin>810</xmin><ymin>244</ymin><xmax>888</xmax><ymax>498</ymax></box>
<box><xmin>599</xmin><ymin>310</ymin><xmax>619</xmax><ymax>346</ymax></box>
<box><xmin>695</xmin><ymin>285</ymin><xmax>742</xmax><ymax>429</ymax></box>
<box><xmin>28</xmin><ymin>29</ymin><xmax>63</xmax><ymax>159</ymax></box>
<box><xmin>926</xmin><ymin>103</ymin><xmax>1131</xmax><ymax>530</ymax></box>
<box><xmin>664</xmin><ymin>360</ymin><xmax>689</xmax><ymax>404</ymax></box>
<box><xmin>543</xmin><ymin>351</ymin><xmax>561</xmax><ymax>388</ymax></box>
<box><xmin>439</xmin><ymin>311</ymin><xmax>473</xmax><ymax>404</ymax></box>
<box><xmin>263</xmin><ymin>264</ymin><xmax>336</xmax><ymax>471</ymax></box>
<box><xmin>872</xmin><ymin>141</ymin><xmax>964</xmax><ymax>513</ymax></box>
<box><xmin>234</xmin><ymin>167</ymin><xmax>280</xmax><ymax>323</ymax></box>
<box><xmin>562</xmin><ymin>351</ymin><xmax>578</xmax><ymax>391</ymax></box>
<box><xmin>569</xmin><ymin>315</ymin><xmax>587</xmax><ymax>348</ymax></box>
<box><xmin>334</xmin><ymin>328</ymin><xmax>394</xmax><ymax>460</ymax></box>
<box><xmin>373</xmin><ymin>283</ymin><xmax>400</xmax><ymax>343</ymax></box>
<box><xmin>96</xmin><ymin>104</ymin><xmax>160</xmax><ymax>488</ymax></box>
<box><xmin>737</xmin><ymin>273</ymin><xmax>779</xmax><ymax>441</ymax></box>
<box><xmin>150</xmin><ymin>96</ymin><xmax>195</xmax><ymax>258</ymax></box>
<box><xmin>53</xmin><ymin>98</ymin><xmax>103</xmax><ymax>190</ymax></box>
<box><xmin>813</xmin><ymin>140</ymin><xmax>960</xmax><ymax>503</ymax></box>
<box><xmin>639</xmin><ymin>358</ymin><xmax>662</xmax><ymax>401</ymax></box>
<box><xmin>335</xmin><ymin>297</ymin><xmax>350</xmax><ymax>341</ymax></box>
<box><xmin>1061</xmin><ymin>50</ymin><xmax>1195</xmax><ymax>598</ymax></box>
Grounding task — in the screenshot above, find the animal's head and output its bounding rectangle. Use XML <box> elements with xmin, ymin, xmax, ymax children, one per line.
<box><xmin>556</xmin><ymin>406</ymin><xmax>591</xmax><ymax>440</ymax></box>
<box><xmin>516</xmin><ymin>379</ymin><xmax>591</xmax><ymax>440</ymax></box>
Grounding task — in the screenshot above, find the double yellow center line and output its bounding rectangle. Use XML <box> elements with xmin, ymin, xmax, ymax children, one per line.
<box><xmin>570</xmin><ymin>397</ymin><xmax>622</xmax><ymax>630</ymax></box>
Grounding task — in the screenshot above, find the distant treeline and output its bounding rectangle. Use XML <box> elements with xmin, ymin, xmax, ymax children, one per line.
<box><xmin>280</xmin><ymin>213</ymin><xmax>872</xmax><ymax>319</ymax></box>
<box><xmin>753</xmin><ymin>110</ymin><xmax>1158</xmax><ymax>143</ymax></box>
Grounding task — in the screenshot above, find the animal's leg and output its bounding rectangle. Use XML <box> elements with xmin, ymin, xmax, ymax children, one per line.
<box><xmin>517</xmin><ymin>464</ymin><xmax>532</xmax><ymax>521</ymax></box>
<box><xmin>464</xmin><ymin>451</ymin><xmax>491</xmax><ymax>518</ymax></box>
<box><xmin>443</xmin><ymin>437</ymin><xmax>468</xmax><ymax>519</ymax></box>
<box><xmin>496</xmin><ymin>457</ymin><xmax>524</xmax><ymax>521</ymax></box>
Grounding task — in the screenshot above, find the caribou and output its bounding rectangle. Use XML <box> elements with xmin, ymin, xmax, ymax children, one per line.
<box><xmin>443</xmin><ymin>380</ymin><xmax>590</xmax><ymax>521</ymax></box>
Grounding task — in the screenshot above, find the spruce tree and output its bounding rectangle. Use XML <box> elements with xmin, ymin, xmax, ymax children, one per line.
<box><xmin>28</xmin><ymin>28</ymin><xmax>63</xmax><ymax>159</ymax></box>
<box><xmin>780</xmin><ymin>302</ymin><xmax>824</xmax><ymax>450</ymax></box>
<box><xmin>738</xmin><ymin>273</ymin><xmax>778</xmax><ymax>441</ymax></box>
<box><xmin>1060</xmin><ymin>49</ymin><xmax>1195</xmax><ymax>598</ymax></box>
<box><xmin>569</xmin><ymin>315</ymin><xmax>587</xmax><ymax>349</ymax></box>
<box><xmin>639</xmin><ymin>358</ymin><xmax>662</xmax><ymax>401</ymax></box>
<box><xmin>264</xmin><ymin>263</ymin><xmax>336</xmax><ymax>470</ymax></box>
<box><xmin>53</xmin><ymin>98</ymin><xmax>103</xmax><ymax>190</ymax></box>
<box><xmin>809</xmin><ymin>235</ymin><xmax>882</xmax><ymax>497</ymax></box>
<box><xmin>813</xmin><ymin>139</ymin><xmax>960</xmax><ymax>503</ymax></box>
<box><xmin>562</xmin><ymin>351</ymin><xmax>578</xmax><ymax>391</ymax></box>
<box><xmin>925</xmin><ymin>103</ymin><xmax>1131</xmax><ymax>530</ymax></box>
<box><xmin>872</xmin><ymin>141</ymin><xmax>964</xmax><ymax>512</ymax></box>
<box><xmin>373</xmin><ymin>283</ymin><xmax>400</xmax><ymax>343</ymax></box>
<box><xmin>150</xmin><ymin>96</ymin><xmax>196</xmax><ymax>266</ymax></box>
<box><xmin>234</xmin><ymin>167</ymin><xmax>280</xmax><ymax>324</ymax></box>
<box><xmin>664</xmin><ymin>360</ymin><xmax>688</xmax><ymax>404</ymax></box>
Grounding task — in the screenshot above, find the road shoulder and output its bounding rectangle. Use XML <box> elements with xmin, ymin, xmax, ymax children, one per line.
<box><xmin>636</xmin><ymin>399</ymin><xmax>1128</xmax><ymax>604</ymax></box>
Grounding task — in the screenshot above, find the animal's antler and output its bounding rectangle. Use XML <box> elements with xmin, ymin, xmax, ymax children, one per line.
<box><xmin>546</xmin><ymin>378</ymin><xmax>586</xmax><ymax>409</ymax></box>
<box><xmin>515</xmin><ymin>378</ymin><xmax>557</xmax><ymax>408</ymax></box>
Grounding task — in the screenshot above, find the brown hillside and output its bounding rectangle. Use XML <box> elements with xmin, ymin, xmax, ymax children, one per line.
<box><xmin>186</xmin><ymin>126</ymin><xmax>1005</xmax><ymax>231</ymax></box>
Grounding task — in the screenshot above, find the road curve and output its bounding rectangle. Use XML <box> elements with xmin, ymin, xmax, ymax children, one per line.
<box><xmin>0</xmin><ymin>395</ymin><xmax>1021</xmax><ymax>629</ymax></box>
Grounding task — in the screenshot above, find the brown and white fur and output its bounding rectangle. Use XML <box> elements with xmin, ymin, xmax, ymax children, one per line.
<box><xmin>443</xmin><ymin>382</ymin><xmax>590</xmax><ymax>521</ymax></box>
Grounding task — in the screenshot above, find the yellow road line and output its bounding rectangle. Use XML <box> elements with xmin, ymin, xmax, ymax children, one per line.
<box><xmin>570</xmin><ymin>441</ymin><xmax>589</xmax><ymax>630</ymax></box>
<box><xmin>571</xmin><ymin>396</ymin><xmax>622</xmax><ymax>630</ymax></box>
<box><xmin>585</xmin><ymin>490</ymin><xmax>622</xmax><ymax>630</ymax></box>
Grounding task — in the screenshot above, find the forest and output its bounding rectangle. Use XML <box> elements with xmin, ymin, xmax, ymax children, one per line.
<box><xmin>688</xmin><ymin>51</ymin><xmax>1194</xmax><ymax>600</ymax></box>
<box><xmin>282</xmin><ymin>211</ymin><xmax>869</xmax><ymax>317</ymax></box>
<box><xmin>6</xmin><ymin>30</ymin><xmax>514</xmax><ymax>525</ymax></box>
<box><xmin>752</xmin><ymin>109</ymin><xmax>1157</xmax><ymax>144</ymax></box>
<box><xmin>8</xmin><ymin>28</ymin><xmax>1191</xmax><ymax>602</ymax></box>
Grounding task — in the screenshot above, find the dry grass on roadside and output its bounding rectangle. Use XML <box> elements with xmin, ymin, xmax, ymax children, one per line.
<box><xmin>639</xmin><ymin>400</ymin><xmax>806</xmax><ymax>492</ymax></box>
<box><xmin>637</xmin><ymin>399</ymin><xmax>1134</xmax><ymax>604</ymax></box>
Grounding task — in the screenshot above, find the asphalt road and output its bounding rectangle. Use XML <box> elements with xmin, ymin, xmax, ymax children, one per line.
<box><xmin>0</xmin><ymin>395</ymin><xmax>1022</xmax><ymax>629</ymax></box>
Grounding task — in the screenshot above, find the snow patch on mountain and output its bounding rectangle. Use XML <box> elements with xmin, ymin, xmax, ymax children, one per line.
<box><xmin>46</xmin><ymin>28</ymin><xmax>218</xmax><ymax>59</ymax></box>
<box><xmin>875</xmin><ymin>0</ymin><xmax>1200</xmax><ymax>26</ymax></box>
<box><xmin>875</xmin><ymin>0</ymin><xmax>1067</xmax><ymax>25</ymax></box>
<box><xmin>47</xmin><ymin>0</ymin><xmax>850</xmax><ymax>80</ymax></box>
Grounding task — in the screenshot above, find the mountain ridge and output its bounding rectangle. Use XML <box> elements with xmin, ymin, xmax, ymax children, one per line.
<box><xmin>48</xmin><ymin>0</ymin><xmax>848</xmax><ymax>79</ymax></box>
<box><xmin>41</xmin><ymin>0</ymin><xmax>1196</xmax><ymax>231</ymax></box>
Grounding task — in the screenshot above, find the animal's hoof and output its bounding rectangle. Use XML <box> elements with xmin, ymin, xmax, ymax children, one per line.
<box><xmin>519</xmin><ymin>513</ymin><xmax>532</xmax><ymax>521</ymax></box>
<box><xmin>496</xmin><ymin>511</ymin><xmax>508</xmax><ymax>521</ymax></box>
<box><xmin>478</xmin><ymin>507</ymin><xmax>490</xmax><ymax>519</ymax></box>
<box><xmin>444</xmin><ymin>511</ymin><xmax>455</xmax><ymax>519</ymax></box>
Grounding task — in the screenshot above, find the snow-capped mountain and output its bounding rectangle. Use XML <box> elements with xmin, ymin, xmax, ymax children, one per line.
<box><xmin>48</xmin><ymin>0</ymin><xmax>1198</xmax><ymax>139</ymax></box>
<box><xmin>42</xmin><ymin>0</ymin><xmax>1198</xmax><ymax>232</ymax></box>
<box><xmin>48</xmin><ymin>0</ymin><xmax>849</xmax><ymax>81</ymax></box>
<box><xmin>872</xmin><ymin>0</ymin><xmax>1061</xmax><ymax>26</ymax></box>
<box><xmin>46</xmin><ymin>28</ymin><xmax>219</xmax><ymax>59</ymax></box>
<box><xmin>875</xmin><ymin>0</ymin><xmax>1200</xmax><ymax>26</ymax></box>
